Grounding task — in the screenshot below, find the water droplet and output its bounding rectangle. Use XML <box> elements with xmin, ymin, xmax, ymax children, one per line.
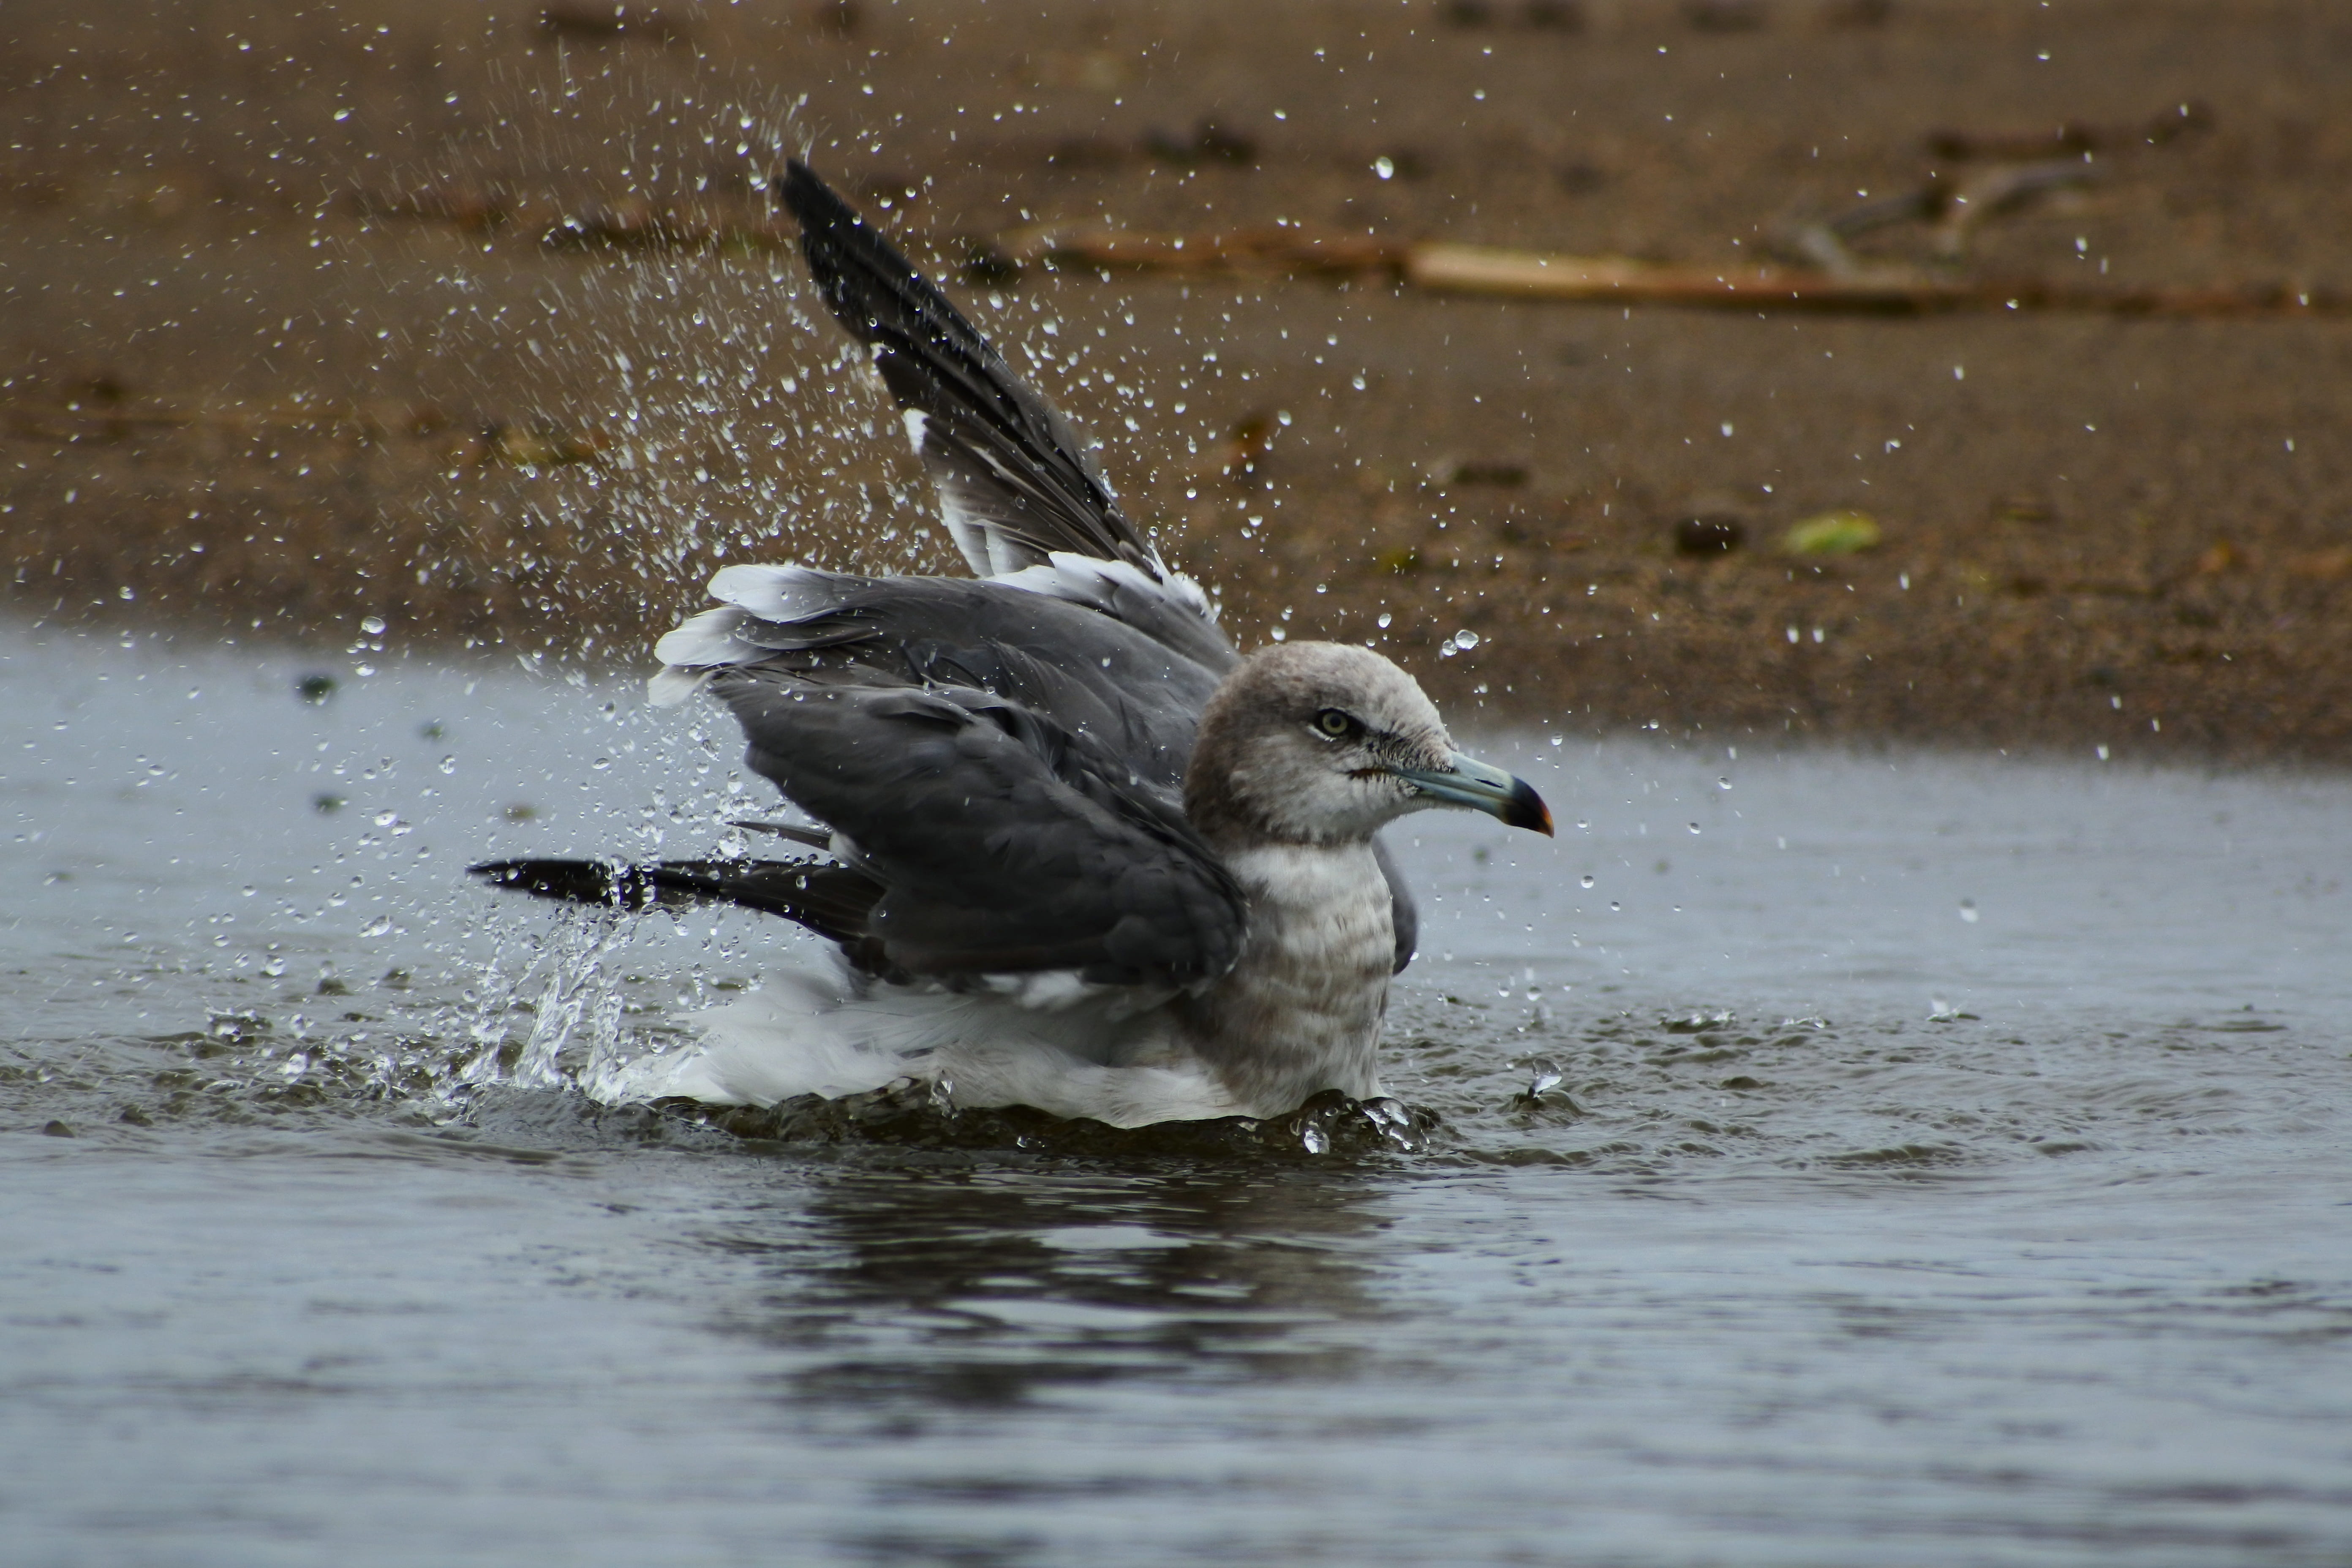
<box><xmin>1526</xmin><ymin>1056</ymin><xmax>1565</xmax><ymax>1096</ymax></box>
<box><xmin>1452</xmin><ymin>629</ymin><xmax>1480</xmax><ymax>651</ymax></box>
<box><xmin>1373</xmin><ymin>156</ymin><xmax>1395</xmax><ymax>179</ymax></box>
<box><xmin>360</xmin><ymin>615</ymin><xmax>386</xmax><ymax>635</ymax></box>
<box><xmin>440</xmin><ymin>756</ymin><xmax>457</xmax><ymax>774</ymax></box>
<box><xmin>1687</xmin><ymin>822</ymin><xmax>1701</xmax><ymax>834</ymax></box>
<box><xmin>1717</xmin><ymin>776</ymin><xmax>1731</xmax><ymax>789</ymax></box>
<box><xmin>1299</xmin><ymin>1123</ymin><xmax>1329</xmax><ymax>1155</ymax></box>
<box><xmin>1959</xmin><ymin>899</ymin><xmax>1979</xmax><ymax>923</ymax></box>
<box><xmin>1580</xmin><ymin>874</ymin><xmax>1595</xmax><ymax>888</ymax></box>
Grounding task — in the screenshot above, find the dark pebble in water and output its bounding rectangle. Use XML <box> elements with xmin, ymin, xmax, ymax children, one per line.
<box><xmin>1674</xmin><ymin>515</ymin><xmax>1746</xmax><ymax>555</ymax></box>
<box><xmin>41</xmin><ymin>1120</ymin><xmax>75</xmax><ymax>1138</ymax></box>
<box><xmin>296</xmin><ymin>672</ymin><xmax>338</xmax><ymax>704</ymax></box>
<box><xmin>1445</xmin><ymin>459</ymin><xmax>1530</xmax><ymax>488</ymax></box>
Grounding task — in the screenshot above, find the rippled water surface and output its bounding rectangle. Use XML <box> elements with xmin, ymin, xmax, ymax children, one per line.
<box><xmin>5</xmin><ymin>623</ymin><xmax>2350</xmax><ymax>1567</ymax></box>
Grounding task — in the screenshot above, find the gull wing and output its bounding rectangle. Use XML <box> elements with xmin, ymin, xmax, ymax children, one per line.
<box><xmin>779</xmin><ymin>159</ymin><xmax>1144</xmax><ymax>577</ymax></box>
<box><xmin>779</xmin><ymin>162</ymin><xmax>1229</xmax><ymax>664</ymax></box>
<box><xmin>713</xmin><ymin>667</ymin><xmax>1247</xmax><ymax>986</ymax></box>
<box><xmin>650</xmin><ymin>565</ymin><xmax>1225</xmax><ymax>790</ymax></box>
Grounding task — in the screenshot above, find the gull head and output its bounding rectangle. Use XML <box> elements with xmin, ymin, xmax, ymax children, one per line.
<box><xmin>1185</xmin><ymin>642</ymin><xmax>1553</xmax><ymax>846</ymax></box>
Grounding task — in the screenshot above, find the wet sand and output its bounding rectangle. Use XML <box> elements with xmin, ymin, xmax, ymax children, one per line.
<box><xmin>5</xmin><ymin>0</ymin><xmax>2349</xmax><ymax>761</ymax></box>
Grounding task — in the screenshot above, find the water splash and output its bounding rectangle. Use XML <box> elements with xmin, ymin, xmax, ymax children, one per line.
<box><xmin>462</xmin><ymin>912</ymin><xmax>641</xmax><ymax>1091</ymax></box>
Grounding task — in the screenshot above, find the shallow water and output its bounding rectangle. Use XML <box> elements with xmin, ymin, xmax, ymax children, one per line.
<box><xmin>5</xmin><ymin>622</ymin><xmax>2350</xmax><ymax>1567</ymax></box>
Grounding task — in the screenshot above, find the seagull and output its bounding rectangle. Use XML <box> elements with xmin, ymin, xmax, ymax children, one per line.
<box><xmin>473</xmin><ymin>161</ymin><xmax>1552</xmax><ymax>1128</ymax></box>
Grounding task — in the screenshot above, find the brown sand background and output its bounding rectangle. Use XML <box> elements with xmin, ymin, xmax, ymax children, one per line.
<box><xmin>5</xmin><ymin>0</ymin><xmax>2349</xmax><ymax>761</ymax></box>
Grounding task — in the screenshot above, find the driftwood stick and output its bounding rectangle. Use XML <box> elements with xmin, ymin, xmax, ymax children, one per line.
<box><xmin>992</xmin><ymin>225</ymin><xmax>2344</xmax><ymax>317</ymax></box>
<box><xmin>1401</xmin><ymin>244</ymin><xmax>2343</xmax><ymax>316</ymax></box>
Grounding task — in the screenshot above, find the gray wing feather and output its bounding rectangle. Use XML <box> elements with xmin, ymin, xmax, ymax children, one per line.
<box><xmin>682</xmin><ymin>572</ymin><xmax>1224</xmax><ymax>791</ymax></box>
<box><xmin>712</xmin><ymin>670</ymin><xmax>1247</xmax><ymax>985</ymax></box>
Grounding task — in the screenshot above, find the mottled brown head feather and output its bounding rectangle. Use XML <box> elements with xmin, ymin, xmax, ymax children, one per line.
<box><xmin>1184</xmin><ymin>642</ymin><xmax>1455</xmax><ymax>847</ymax></box>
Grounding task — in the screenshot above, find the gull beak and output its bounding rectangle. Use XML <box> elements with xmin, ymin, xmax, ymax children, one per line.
<box><xmin>1394</xmin><ymin>751</ymin><xmax>1554</xmax><ymax>836</ymax></box>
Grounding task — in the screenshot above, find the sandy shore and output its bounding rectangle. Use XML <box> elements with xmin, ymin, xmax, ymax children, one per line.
<box><xmin>5</xmin><ymin>0</ymin><xmax>2349</xmax><ymax>761</ymax></box>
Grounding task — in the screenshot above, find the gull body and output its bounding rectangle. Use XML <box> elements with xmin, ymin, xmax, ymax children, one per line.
<box><xmin>476</xmin><ymin>163</ymin><xmax>1550</xmax><ymax>1127</ymax></box>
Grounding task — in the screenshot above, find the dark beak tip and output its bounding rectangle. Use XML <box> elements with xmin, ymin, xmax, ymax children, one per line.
<box><xmin>1511</xmin><ymin>782</ymin><xmax>1555</xmax><ymax>837</ymax></box>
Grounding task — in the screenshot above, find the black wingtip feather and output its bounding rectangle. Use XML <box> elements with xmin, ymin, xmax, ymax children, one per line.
<box><xmin>772</xmin><ymin>160</ymin><xmax>1163</xmax><ymax>577</ymax></box>
<box><xmin>471</xmin><ymin>858</ymin><xmax>652</xmax><ymax>909</ymax></box>
<box><xmin>470</xmin><ymin>856</ymin><xmax>886</xmax><ymax>954</ymax></box>
<box><xmin>776</xmin><ymin>158</ymin><xmax>853</xmax><ymax>243</ymax></box>
<box><xmin>775</xmin><ymin>158</ymin><xmax>939</xmax><ymax>351</ymax></box>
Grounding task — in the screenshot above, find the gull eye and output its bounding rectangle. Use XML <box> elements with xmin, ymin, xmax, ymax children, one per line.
<box><xmin>1312</xmin><ymin>708</ymin><xmax>1360</xmax><ymax>740</ymax></box>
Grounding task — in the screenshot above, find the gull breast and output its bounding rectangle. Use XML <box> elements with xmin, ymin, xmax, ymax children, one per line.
<box><xmin>1180</xmin><ymin>840</ymin><xmax>1395</xmax><ymax>1114</ymax></box>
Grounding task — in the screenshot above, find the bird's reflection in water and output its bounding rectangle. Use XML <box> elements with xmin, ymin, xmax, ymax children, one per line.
<box><xmin>702</xmin><ymin>1161</ymin><xmax>1397</xmax><ymax>1423</ymax></box>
